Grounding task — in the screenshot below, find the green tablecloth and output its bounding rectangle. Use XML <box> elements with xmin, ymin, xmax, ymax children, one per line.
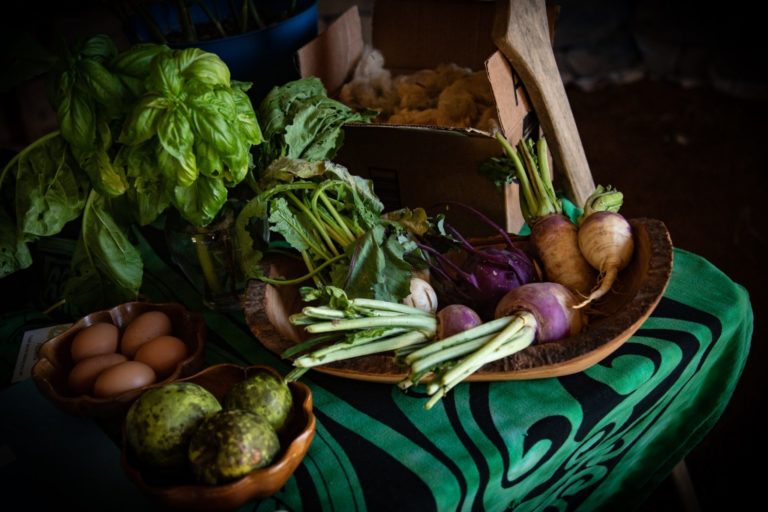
<box><xmin>0</xmin><ymin>243</ymin><xmax>752</xmax><ymax>511</ymax></box>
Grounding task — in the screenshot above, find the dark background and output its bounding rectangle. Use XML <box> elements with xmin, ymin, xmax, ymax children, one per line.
<box><xmin>1</xmin><ymin>1</ymin><xmax>765</xmax><ymax>510</ymax></box>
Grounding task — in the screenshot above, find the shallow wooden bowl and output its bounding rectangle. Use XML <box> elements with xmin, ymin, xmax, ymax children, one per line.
<box><xmin>31</xmin><ymin>301</ymin><xmax>205</xmax><ymax>419</ymax></box>
<box><xmin>120</xmin><ymin>363</ymin><xmax>315</xmax><ymax>511</ymax></box>
<box><xmin>243</xmin><ymin>218</ymin><xmax>673</xmax><ymax>382</ymax></box>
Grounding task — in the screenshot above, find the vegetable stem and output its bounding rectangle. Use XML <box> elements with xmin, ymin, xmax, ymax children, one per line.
<box><xmin>351</xmin><ymin>298</ymin><xmax>434</xmax><ymax>316</ymax></box>
<box><xmin>294</xmin><ymin>331</ymin><xmax>429</xmax><ymax>367</ymax></box>
<box><xmin>286</xmin><ymin>191</ymin><xmax>339</xmax><ymax>258</ymax></box>
<box><xmin>404</xmin><ymin>316</ymin><xmax>514</xmax><ymax>364</ymax></box>
<box><xmin>258</xmin><ymin>253</ymin><xmax>347</xmax><ymax>285</ymax></box>
<box><xmin>305</xmin><ymin>315</ymin><xmax>437</xmax><ymax>334</ymax></box>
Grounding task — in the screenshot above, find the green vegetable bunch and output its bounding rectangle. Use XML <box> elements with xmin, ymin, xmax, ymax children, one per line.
<box><xmin>236</xmin><ymin>157</ymin><xmax>426</xmax><ymax>303</ymax></box>
<box><xmin>0</xmin><ymin>34</ymin><xmax>262</xmax><ymax>312</ymax></box>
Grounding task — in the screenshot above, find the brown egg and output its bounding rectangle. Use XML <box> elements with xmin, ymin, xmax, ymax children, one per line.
<box><xmin>134</xmin><ymin>335</ymin><xmax>189</xmax><ymax>380</ymax></box>
<box><xmin>121</xmin><ymin>311</ymin><xmax>173</xmax><ymax>358</ymax></box>
<box><xmin>70</xmin><ymin>322</ymin><xmax>119</xmax><ymax>362</ymax></box>
<box><xmin>67</xmin><ymin>353</ymin><xmax>128</xmax><ymax>395</ymax></box>
<box><xmin>93</xmin><ymin>361</ymin><xmax>156</xmax><ymax>398</ymax></box>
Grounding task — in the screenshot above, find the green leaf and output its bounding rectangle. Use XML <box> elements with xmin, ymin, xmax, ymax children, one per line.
<box><xmin>267</xmin><ymin>196</ymin><xmax>310</xmax><ymax>253</ymax></box>
<box><xmin>63</xmin><ymin>192</ymin><xmax>142</xmax><ymax>313</ymax></box>
<box><xmin>79</xmin><ymin>35</ymin><xmax>117</xmax><ymax>61</ymax></box>
<box><xmin>339</xmin><ymin>225</ymin><xmax>413</xmax><ymax>302</ymax></box>
<box><xmin>234</xmin><ymin>195</ymin><xmax>267</xmax><ymax>279</ymax></box>
<box><xmin>382</xmin><ymin>207</ymin><xmax>430</xmax><ymax>235</ymax></box>
<box><xmin>176</xmin><ymin>48</ymin><xmax>230</xmax><ymax>87</ymax></box>
<box><xmin>0</xmin><ymin>207</ymin><xmax>32</xmax><ymax>278</ymax></box>
<box><xmin>116</xmin><ymin>144</ymin><xmax>172</xmax><ymax>225</ymax></box>
<box><xmin>147</xmin><ymin>52</ymin><xmax>182</xmax><ymax>97</ymax></box>
<box><xmin>158</xmin><ymin>108</ymin><xmax>197</xmax><ymax>186</ymax></box>
<box><xmin>112</xmin><ymin>43</ymin><xmax>170</xmax><ymax>78</ymax></box>
<box><xmin>72</xmin><ymin>146</ymin><xmax>128</xmax><ymax>197</ymax></box>
<box><xmin>15</xmin><ymin>134</ymin><xmax>89</xmax><ymax>237</ymax></box>
<box><xmin>189</xmin><ymin>89</ymin><xmax>238</xmax><ymax>155</ymax></box>
<box><xmin>119</xmin><ymin>93</ymin><xmax>169</xmax><ymax>144</ymax></box>
<box><xmin>194</xmin><ymin>139</ymin><xmax>225</xmax><ymax>179</ymax></box>
<box><xmin>231</xmin><ymin>87</ymin><xmax>262</xmax><ymax>145</ymax></box>
<box><xmin>57</xmin><ymin>83</ymin><xmax>96</xmax><ymax>148</ymax></box>
<box><xmin>172</xmin><ymin>174</ymin><xmax>227</xmax><ymax>227</ymax></box>
<box><xmin>77</xmin><ymin>59</ymin><xmax>126</xmax><ymax>114</ymax></box>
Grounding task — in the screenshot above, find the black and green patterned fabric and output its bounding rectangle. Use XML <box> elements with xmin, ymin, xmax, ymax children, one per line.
<box><xmin>0</xmin><ymin>237</ymin><xmax>752</xmax><ymax>511</ymax></box>
<box><xmin>137</xmin><ymin>237</ymin><xmax>752</xmax><ymax>510</ymax></box>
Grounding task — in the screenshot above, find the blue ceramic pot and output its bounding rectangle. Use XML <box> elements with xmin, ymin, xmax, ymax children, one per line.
<box><xmin>129</xmin><ymin>0</ymin><xmax>318</xmax><ymax>100</ymax></box>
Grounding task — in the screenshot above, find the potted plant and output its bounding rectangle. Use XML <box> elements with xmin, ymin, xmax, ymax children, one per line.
<box><xmin>0</xmin><ymin>34</ymin><xmax>263</xmax><ymax>314</ymax></box>
<box><xmin>116</xmin><ymin>0</ymin><xmax>319</xmax><ymax>100</ymax></box>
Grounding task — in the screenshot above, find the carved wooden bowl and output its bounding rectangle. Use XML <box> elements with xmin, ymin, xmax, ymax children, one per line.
<box><xmin>243</xmin><ymin>218</ymin><xmax>673</xmax><ymax>382</ymax></box>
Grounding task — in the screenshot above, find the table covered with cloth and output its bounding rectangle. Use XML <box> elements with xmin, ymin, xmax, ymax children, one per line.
<box><xmin>0</xmin><ymin>240</ymin><xmax>752</xmax><ymax>511</ymax></box>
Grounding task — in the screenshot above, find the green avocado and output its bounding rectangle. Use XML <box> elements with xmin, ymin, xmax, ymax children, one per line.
<box><xmin>188</xmin><ymin>409</ymin><xmax>280</xmax><ymax>485</ymax></box>
<box><xmin>223</xmin><ymin>371</ymin><xmax>293</xmax><ymax>431</ymax></box>
<box><xmin>125</xmin><ymin>382</ymin><xmax>221</xmax><ymax>470</ymax></box>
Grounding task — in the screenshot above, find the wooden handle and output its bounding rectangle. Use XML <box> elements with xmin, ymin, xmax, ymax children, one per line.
<box><xmin>493</xmin><ymin>0</ymin><xmax>595</xmax><ymax>207</ymax></box>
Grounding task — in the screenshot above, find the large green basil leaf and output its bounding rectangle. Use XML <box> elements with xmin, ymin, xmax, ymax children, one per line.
<box><xmin>189</xmin><ymin>89</ymin><xmax>237</xmax><ymax>155</ymax></box>
<box><xmin>57</xmin><ymin>83</ymin><xmax>96</xmax><ymax>148</ymax></box>
<box><xmin>72</xmin><ymin>144</ymin><xmax>128</xmax><ymax>197</ymax></box>
<box><xmin>147</xmin><ymin>52</ymin><xmax>182</xmax><ymax>97</ymax></box>
<box><xmin>63</xmin><ymin>192</ymin><xmax>142</xmax><ymax>313</ymax></box>
<box><xmin>172</xmin><ymin>174</ymin><xmax>227</xmax><ymax>227</ymax></box>
<box><xmin>112</xmin><ymin>43</ymin><xmax>170</xmax><ymax>78</ymax></box>
<box><xmin>116</xmin><ymin>144</ymin><xmax>172</xmax><ymax>225</ymax></box>
<box><xmin>231</xmin><ymin>87</ymin><xmax>263</xmax><ymax>145</ymax></box>
<box><xmin>0</xmin><ymin>207</ymin><xmax>32</xmax><ymax>278</ymax></box>
<box><xmin>158</xmin><ymin>107</ymin><xmax>197</xmax><ymax>186</ymax></box>
<box><xmin>15</xmin><ymin>134</ymin><xmax>89</xmax><ymax>237</ymax></box>
<box><xmin>77</xmin><ymin>59</ymin><xmax>126</xmax><ymax>115</ymax></box>
<box><xmin>194</xmin><ymin>139</ymin><xmax>224</xmax><ymax>179</ymax></box>
<box><xmin>176</xmin><ymin>48</ymin><xmax>230</xmax><ymax>87</ymax></box>
<box><xmin>119</xmin><ymin>93</ymin><xmax>170</xmax><ymax>145</ymax></box>
<box><xmin>79</xmin><ymin>35</ymin><xmax>117</xmax><ymax>61</ymax></box>
<box><xmin>221</xmin><ymin>140</ymin><xmax>250</xmax><ymax>185</ymax></box>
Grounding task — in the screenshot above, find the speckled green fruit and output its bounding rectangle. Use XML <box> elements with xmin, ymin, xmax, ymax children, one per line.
<box><xmin>223</xmin><ymin>371</ymin><xmax>292</xmax><ymax>431</ymax></box>
<box><xmin>125</xmin><ymin>382</ymin><xmax>221</xmax><ymax>470</ymax></box>
<box><xmin>188</xmin><ymin>409</ymin><xmax>280</xmax><ymax>485</ymax></box>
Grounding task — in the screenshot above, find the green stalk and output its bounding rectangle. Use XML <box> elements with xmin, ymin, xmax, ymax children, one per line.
<box><xmin>536</xmin><ymin>137</ymin><xmax>559</xmax><ymax>207</ymax></box>
<box><xmin>314</xmin><ymin>209</ymin><xmax>352</xmax><ymax>247</ymax></box>
<box><xmin>424</xmin><ymin>325</ymin><xmax>536</xmax><ymax>410</ymax></box>
<box><xmin>312</xmin><ymin>183</ymin><xmax>357</xmax><ymax>242</ymax></box>
<box><xmin>0</xmin><ymin>131</ymin><xmax>60</xmax><ymax>191</ymax></box>
<box><xmin>294</xmin><ymin>331</ymin><xmax>429</xmax><ymax>368</ymax></box>
<box><xmin>239</xmin><ymin>0</ymin><xmax>249</xmax><ymax>32</ymax></box>
<box><xmin>304</xmin><ymin>328</ymin><xmax>409</xmax><ymax>360</ymax></box>
<box><xmin>286</xmin><ymin>191</ymin><xmax>339</xmax><ymax>258</ymax></box>
<box><xmin>351</xmin><ymin>298</ymin><xmax>434</xmax><ymax>316</ymax></box>
<box><xmin>438</xmin><ymin>313</ymin><xmax>533</xmax><ymax>390</ymax></box>
<box><xmin>257</xmin><ymin>253</ymin><xmax>347</xmax><ymax>286</ymax></box>
<box><xmin>404</xmin><ymin>316</ymin><xmax>514</xmax><ymax>364</ymax></box>
<box><xmin>305</xmin><ymin>315</ymin><xmax>437</xmax><ymax>334</ymax></box>
<box><xmin>300</xmin><ymin>250</ymin><xmax>324</xmax><ymax>287</ymax></box>
<box><xmin>194</xmin><ymin>0</ymin><xmax>228</xmax><ymax>37</ymax></box>
<box><xmin>247</xmin><ymin>0</ymin><xmax>266</xmax><ymax>29</ymax></box>
<box><xmin>410</xmin><ymin>333</ymin><xmax>496</xmax><ymax>375</ymax></box>
<box><xmin>173</xmin><ymin>0</ymin><xmax>197</xmax><ymax>42</ymax></box>
<box><xmin>194</xmin><ymin>233</ymin><xmax>223</xmax><ymax>295</ymax></box>
<box><xmin>282</xmin><ymin>333</ymin><xmax>339</xmax><ymax>358</ymax></box>
<box><xmin>495</xmin><ymin>132</ymin><xmax>537</xmax><ymax>220</ymax></box>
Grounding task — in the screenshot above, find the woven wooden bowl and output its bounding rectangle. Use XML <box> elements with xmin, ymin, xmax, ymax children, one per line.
<box><xmin>243</xmin><ymin>218</ymin><xmax>673</xmax><ymax>382</ymax></box>
<box><xmin>31</xmin><ymin>301</ymin><xmax>206</xmax><ymax>419</ymax></box>
<box><xmin>120</xmin><ymin>364</ymin><xmax>315</xmax><ymax>511</ymax></box>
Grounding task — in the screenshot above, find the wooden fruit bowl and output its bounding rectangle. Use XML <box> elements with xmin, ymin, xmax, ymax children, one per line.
<box><xmin>243</xmin><ymin>218</ymin><xmax>673</xmax><ymax>382</ymax></box>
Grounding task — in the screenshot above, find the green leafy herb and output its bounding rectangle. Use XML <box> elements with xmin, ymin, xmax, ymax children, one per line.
<box><xmin>0</xmin><ymin>34</ymin><xmax>264</xmax><ymax>310</ymax></box>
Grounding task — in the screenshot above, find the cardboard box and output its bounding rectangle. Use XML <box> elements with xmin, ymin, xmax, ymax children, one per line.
<box><xmin>297</xmin><ymin>0</ymin><xmax>545</xmax><ymax>235</ymax></box>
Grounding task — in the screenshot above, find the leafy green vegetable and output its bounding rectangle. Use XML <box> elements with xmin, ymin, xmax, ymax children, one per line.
<box><xmin>62</xmin><ymin>191</ymin><xmax>143</xmax><ymax>314</ymax></box>
<box><xmin>255</xmin><ymin>77</ymin><xmax>377</xmax><ymax>171</ymax></box>
<box><xmin>0</xmin><ymin>34</ymin><xmax>264</xmax><ymax>311</ymax></box>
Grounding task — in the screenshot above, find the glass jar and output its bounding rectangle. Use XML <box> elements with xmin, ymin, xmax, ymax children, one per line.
<box><xmin>165</xmin><ymin>207</ymin><xmax>243</xmax><ymax>311</ymax></box>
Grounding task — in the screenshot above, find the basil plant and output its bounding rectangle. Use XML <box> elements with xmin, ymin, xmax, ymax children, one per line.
<box><xmin>0</xmin><ymin>35</ymin><xmax>262</xmax><ymax>312</ymax></box>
